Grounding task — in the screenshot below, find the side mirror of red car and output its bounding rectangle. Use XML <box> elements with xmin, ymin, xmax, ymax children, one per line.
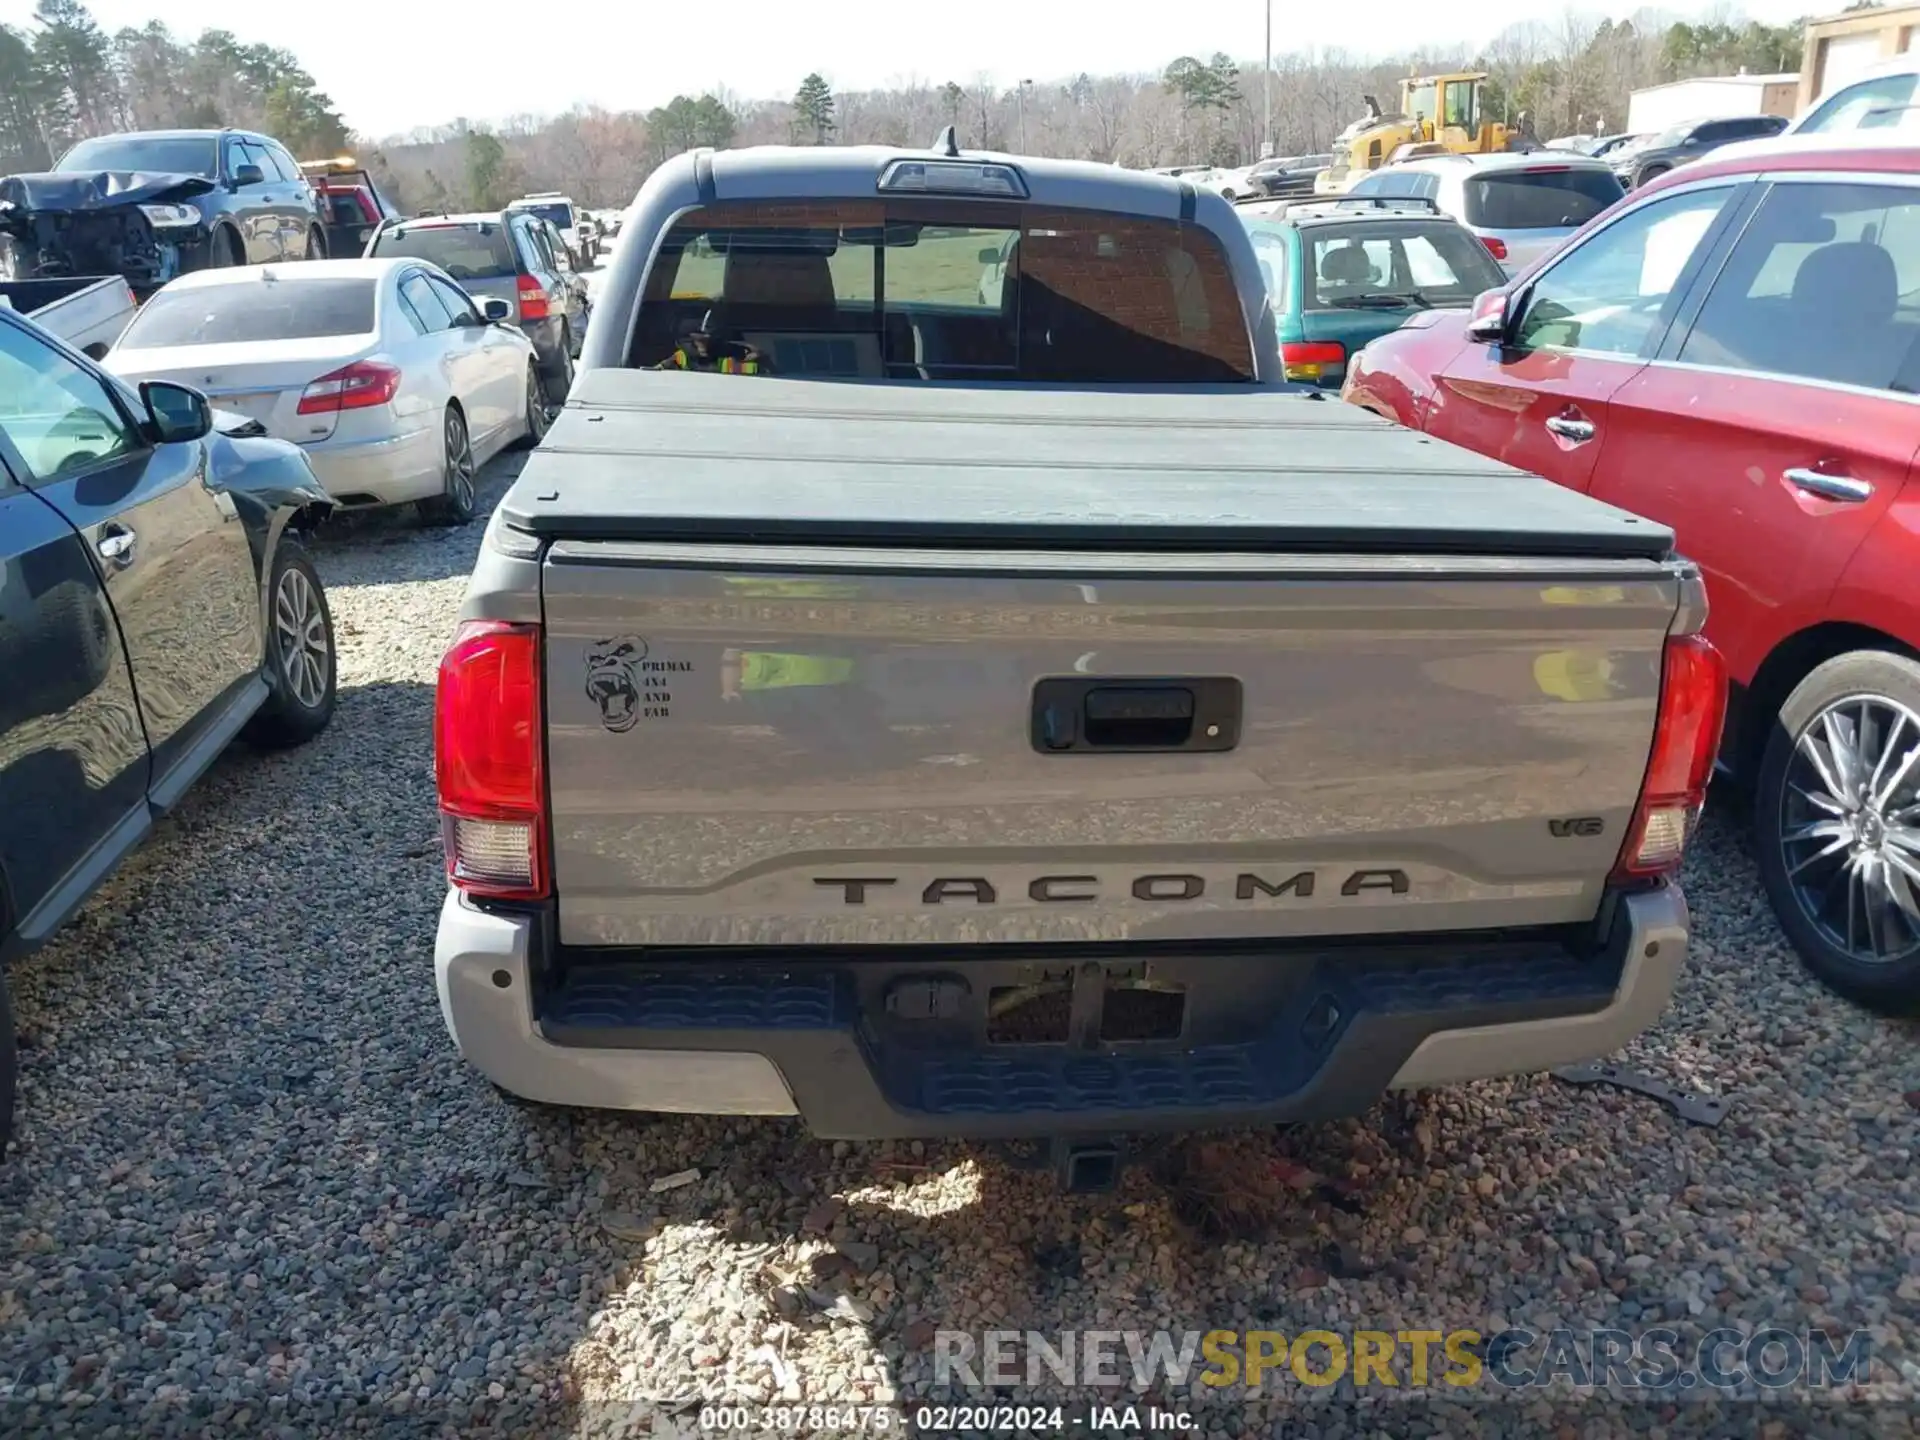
<box><xmin>1465</xmin><ymin>289</ymin><xmax>1508</xmax><ymax>343</ymax></box>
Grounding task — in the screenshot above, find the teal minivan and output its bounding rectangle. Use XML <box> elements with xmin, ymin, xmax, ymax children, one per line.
<box><xmin>1238</xmin><ymin>199</ymin><xmax>1507</xmax><ymax>388</ymax></box>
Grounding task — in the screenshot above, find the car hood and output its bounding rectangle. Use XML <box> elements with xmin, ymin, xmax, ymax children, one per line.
<box><xmin>0</xmin><ymin>170</ymin><xmax>217</xmax><ymax>213</ymax></box>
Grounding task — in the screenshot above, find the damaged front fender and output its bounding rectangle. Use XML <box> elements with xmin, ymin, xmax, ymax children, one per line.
<box><xmin>205</xmin><ymin>430</ymin><xmax>336</xmax><ymax>576</ymax></box>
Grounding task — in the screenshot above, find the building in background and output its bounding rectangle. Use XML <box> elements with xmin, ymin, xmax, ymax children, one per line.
<box><xmin>1626</xmin><ymin>73</ymin><xmax>1801</xmax><ymax>134</ymax></box>
<box><xmin>1798</xmin><ymin>4</ymin><xmax>1920</xmax><ymax>110</ymax></box>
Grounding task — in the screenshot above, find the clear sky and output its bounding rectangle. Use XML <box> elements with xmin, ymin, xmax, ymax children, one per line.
<box><xmin>1</xmin><ymin>0</ymin><xmax>1820</xmax><ymax>138</ymax></box>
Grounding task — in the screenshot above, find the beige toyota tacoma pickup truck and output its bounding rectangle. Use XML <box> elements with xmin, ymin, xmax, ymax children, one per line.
<box><xmin>431</xmin><ymin>140</ymin><xmax>1726</xmax><ymax>1189</ymax></box>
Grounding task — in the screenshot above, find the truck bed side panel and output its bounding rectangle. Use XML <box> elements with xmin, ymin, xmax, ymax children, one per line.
<box><xmin>540</xmin><ymin>545</ymin><xmax>1676</xmax><ymax>947</ymax></box>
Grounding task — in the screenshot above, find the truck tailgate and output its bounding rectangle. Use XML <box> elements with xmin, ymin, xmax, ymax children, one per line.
<box><xmin>541</xmin><ymin>544</ymin><xmax>1681</xmax><ymax>947</ymax></box>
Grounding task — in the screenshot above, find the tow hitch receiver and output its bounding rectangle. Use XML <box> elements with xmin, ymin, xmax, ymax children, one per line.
<box><xmin>1059</xmin><ymin>1140</ymin><xmax>1123</xmax><ymax>1194</ymax></box>
<box><xmin>987</xmin><ymin>1135</ymin><xmax>1133</xmax><ymax>1192</ymax></box>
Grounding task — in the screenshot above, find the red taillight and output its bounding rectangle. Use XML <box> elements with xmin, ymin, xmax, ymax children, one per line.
<box><xmin>296</xmin><ymin>359</ymin><xmax>401</xmax><ymax>415</ymax></box>
<box><xmin>1611</xmin><ymin>633</ymin><xmax>1728</xmax><ymax>882</ymax></box>
<box><xmin>435</xmin><ymin>621</ymin><xmax>549</xmax><ymax>901</ymax></box>
<box><xmin>1480</xmin><ymin>235</ymin><xmax>1509</xmax><ymax>261</ymax></box>
<box><xmin>517</xmin><ymin>274</ymin><xmax>549</xmax><ymax>322</ymax></box>
<box><xmin>1282</xmin><ymin>340</ymin><xmax>1346</xmax><ymax>382</ymax></box>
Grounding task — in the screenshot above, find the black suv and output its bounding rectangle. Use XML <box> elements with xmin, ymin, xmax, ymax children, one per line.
<box><xmin>53</xmin><ymin>128</ymin><xmax>329</xmax><ymax>269</ymax></box>
<box><xmin>0</xmin><ymin>305</ymin><xmax>340</xmax><ymax>1158</ymax></box>
<box><xmin>1608</xmin><ymin>114</ymin><xmax>1789</xmax><ymax>189</ymax></box>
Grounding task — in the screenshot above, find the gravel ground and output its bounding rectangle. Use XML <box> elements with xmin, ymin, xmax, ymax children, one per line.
<box><xmin>2</xmin><ymin>452</ymin><xmax>1917</xmax><ymax>1439</ymax></box>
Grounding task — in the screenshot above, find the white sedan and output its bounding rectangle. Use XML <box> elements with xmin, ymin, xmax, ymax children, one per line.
<box><xmin>106</xmin><ymin>258</ymin><xmax>546</xmax><ymax>524</ymax></box>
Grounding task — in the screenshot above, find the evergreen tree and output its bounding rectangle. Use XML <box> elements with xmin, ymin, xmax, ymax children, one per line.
<box><xmin>792</xmin><ymin>73</ymin><xmax>836</xmax><ymax>145</ymax></box>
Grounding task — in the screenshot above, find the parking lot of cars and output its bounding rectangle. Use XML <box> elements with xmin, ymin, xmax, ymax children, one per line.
<box><xmin>0</xmin><ymin>119</ymin><xmax>1917</xmax><ymax>1431</ymax></box>
<box><xmin>0</xmin><ymin>448</ymin><xmax>1914</xmax><ymax>1428</ymax></box>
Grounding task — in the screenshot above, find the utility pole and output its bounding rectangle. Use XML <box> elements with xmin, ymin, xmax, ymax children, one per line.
<box><xmin>1018</xmin><ymin>78</ymin><xmax>1033</xmax><ymax>152</ymax></box>
<box><xmin>1262</xmin><ymin>0</ymin><xmax>1273</xmax><ymax>158</ymax></box>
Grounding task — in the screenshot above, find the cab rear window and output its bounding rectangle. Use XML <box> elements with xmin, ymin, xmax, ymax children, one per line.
<box><xmin>1465</xmin><ymin>169</ymin><xmax>1623</xmax><ymax>230</ymax></box>
<box><xmin>371</xmin><ymin>223</ymin><xmax>519</xmax><ymax>280</ymax></box>
<box><xmin>631</xmin><ymin>198</ymin><xmax>1254</xmax><ymax>383</ymax></box>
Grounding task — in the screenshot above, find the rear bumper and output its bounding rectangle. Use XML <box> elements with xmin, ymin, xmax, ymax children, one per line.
<box><xmin>435</xmin><ymin>887</ymin><xmax>1689</xmax><ymax>1138</ymax></box>
<box><xmin>301</xmin><ymin>424</ymin><xmax>441</xmax><ymax>507</ymax></box>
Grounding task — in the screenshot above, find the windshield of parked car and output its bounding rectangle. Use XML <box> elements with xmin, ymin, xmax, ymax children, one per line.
<box><xmin>630</xmin><ymin>198</ymin><xmax>1255</xmax><ymax>383</ymax></box>
<box><xmin>516</xmin><ymin>202</ymin><xmax>575</xmax><ymax>231</ymax></box>
<box><xmin>371</xmin><ymin>222</ymin><xmax>519</xmax><ymax>279</ymax></box>
<box><xmin>1795</xmin><ymin>72</ymin><xmax>1919</xmax><ymax>133</ymax></box>
<box><xmin>1302</xmin><ymin>221</ymin><xmax>1506</xmax><ymax>307</ymax></box>
<box><xmin>117</xmin><ymin>279</ymin><xmax>378</xmax><ymax>347</ymax></box>
<box><xmin>56</xmin><ymin>134</ymin><xmax>219</xmax><ymax>179</ymax></box>
<box><xmin>1465</xmin><ymin>168</ymin><xmax>1624</xmax><ymax>229</ymax></box>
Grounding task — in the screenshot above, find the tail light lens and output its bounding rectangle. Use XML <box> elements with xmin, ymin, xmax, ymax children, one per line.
<box><xmin>1282</xmin><ymin>340</ymin><xmax>1346</xmax><ymax>383</ymax></box>
<box><xmin>436</xmin><ymin>621</ymin><xmax>549</xmax><ymax>901</ymax></box>
<box><xmin>516</xmin><ymin>274</ymin><xmax>549</xmax><ymax>321</ymax></box>
<box><xmin>1480</xmin><ymin>235</ymin><xmax>1509</xmax><ymax>261</ymax></box>
<box><xmin>1612</xmin><ymin>633</ymin><xmax>1727</xmax><ymax>882</ymax></box>
<box><xmin>297</xmin><ymin>359</ymin><xmax>401</xmax><ymax>415</ymax></box>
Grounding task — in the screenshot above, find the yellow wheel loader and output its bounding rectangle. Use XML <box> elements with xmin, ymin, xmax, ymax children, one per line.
<box><xmin>1313</xmin><ymin>73</ymin><xmax>1538</xmax><ymax>194</ymax></box>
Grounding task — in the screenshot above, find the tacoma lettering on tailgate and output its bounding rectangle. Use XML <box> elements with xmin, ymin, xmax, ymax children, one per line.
<box><xmin>812</xmin><ymin>870</ymin><xmax>1413</xmax><ymax>905</ymax></box>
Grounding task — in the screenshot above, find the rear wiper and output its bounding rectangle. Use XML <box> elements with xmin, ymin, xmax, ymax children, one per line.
<box><xmin>1326</xmin><ymin>292</ymin><xmax>1432</xmax><ymax>309</ymax></box>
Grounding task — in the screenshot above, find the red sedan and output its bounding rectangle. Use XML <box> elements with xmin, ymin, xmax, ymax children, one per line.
<box><xmin>1344</xmin><ymin>133</ymin><xmax>1920</xmax><ymax>1014</ymax></box>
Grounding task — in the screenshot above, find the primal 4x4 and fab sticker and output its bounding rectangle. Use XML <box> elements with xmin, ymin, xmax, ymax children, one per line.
<box><xmin>586</xmin><ymin>637</ymin><xmax>861</xmax><ymax>731</ymax></box>
<box><xmin>585</xmin><ymin>636</ymin><xmax>690</xmax><ymax>731</ymax></box>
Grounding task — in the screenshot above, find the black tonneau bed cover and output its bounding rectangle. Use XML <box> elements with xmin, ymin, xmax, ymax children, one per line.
<box><xmin>503</xmin><ymin>371</ymin><xmax>1675</xmax><ymax>560</ymax></box>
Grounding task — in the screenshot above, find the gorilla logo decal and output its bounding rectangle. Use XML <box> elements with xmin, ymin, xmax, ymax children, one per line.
<box><xmin>585</xmin><ymin>636</ymin><xmax>648</xmax><ymax>733</ymax></box>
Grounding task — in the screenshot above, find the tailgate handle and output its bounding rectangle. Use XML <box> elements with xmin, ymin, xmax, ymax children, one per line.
<box><xmin>1032</xmin><ymin>677</ymin><xmax>1241</xmax><ymax>754</ymax></box>
<box><xmin>1084</xmin><ymin>686</ymin><xmax>1195</xmax><ymax>747</ymax></box>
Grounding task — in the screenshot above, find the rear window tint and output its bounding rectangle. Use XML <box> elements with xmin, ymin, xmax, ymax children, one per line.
<box><xmin>1305</xmin><ymin>223</ymin><xmax>1506</xmax><ymax>307</ymax></box>
<box><xmin>514</xmin><ymin>201</ymin><xmax>575</xmax><ymax>231</ymax></box>
<box><xmin>371</xmin><ymin>223</ymin><xmax>518</xmax><ymax>280</ymax></box>
<box><xmin>119</xmin><ymin>279</ymin><xmax>378</xmax><ymax>347</ymax></box>
<box><xmin>1465</xmin><ymin>169</ymin><xmax>1623</xmax><ymax>230</ymax></box>
<box><xmin>633</xmin><ymin>198</ymin><xmax>1254</xmax><ymax>383</ymax></box>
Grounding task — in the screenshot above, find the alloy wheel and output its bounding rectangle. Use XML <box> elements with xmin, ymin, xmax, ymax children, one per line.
<box><xmin>1778</xmin><ymin>694</ymin><xmax>1920</xmax><ymax>966</ymax></box>
<box><xmin>526</xmin><ymin>369</ymin><xmax>549</xmax><ymax>440</ymax></box>
<box><xmin>274</xmin><ymin>566</ymin><xmax>331</xmax><ymax>710</ymax></box>
<box><xmin>446</xmin><ymin>413</ymin><xmax>476</xmax><ymax>513</ymax></box>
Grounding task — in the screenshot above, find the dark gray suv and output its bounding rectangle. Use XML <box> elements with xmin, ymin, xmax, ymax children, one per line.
<box><xmin>54</xmin><ymin>128</ymin><xmax>328</xmax><ymax>269</ymax></box>
<box><xmin>0</xmin><ymin>303</ymin><xmax>339</xmax><ymax>1158</ymax></box>
<box><xmin>365</xmin><ymin>210</ymin><xmax>589</xmax><ymax>404</ymax></box>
